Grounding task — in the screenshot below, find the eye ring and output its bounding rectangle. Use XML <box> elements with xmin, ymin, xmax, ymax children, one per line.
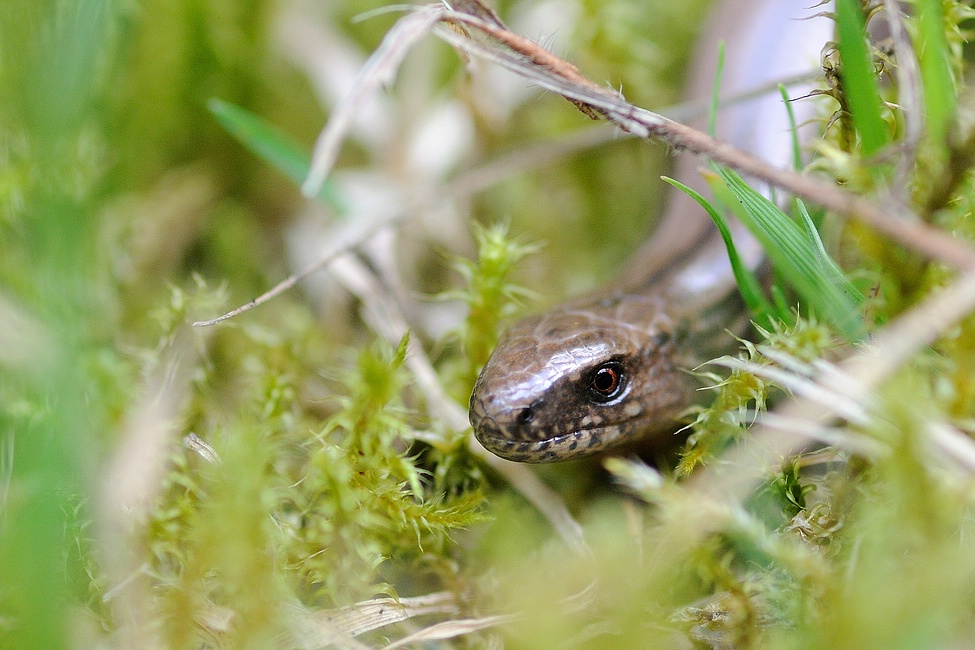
<box><xmin>587</xmin><ymin>361</ymin><xmax>627</xmax><ymax>403</ymax></box>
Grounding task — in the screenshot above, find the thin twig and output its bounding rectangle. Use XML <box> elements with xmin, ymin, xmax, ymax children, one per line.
<box><xmin>430</xmin><ymin>6</ymin><xmax>975</xmax><ymax>270</ymax></box>
<box><xmin>197</xmin><ymin>71</ymin><xmax>830</xmax><ymax>330</ymax></box>
<box><xmin>882</xmin><ymin>0</ymin><xmax>924</xmax><ymax>169</ymax></box>
<box><xmin>302</xmin><ymin>6</ymin><xmax>445</xmax><ymax>197</ymax></box>
<box><xmin>192</xmin><ymin>212</ymin><xmax>407</xmax><ymax>327</ymax></box>
<box><xmin>382</xmin><ymin>615</ymin><xmax>518</xmax><ymax>649</ymax></box>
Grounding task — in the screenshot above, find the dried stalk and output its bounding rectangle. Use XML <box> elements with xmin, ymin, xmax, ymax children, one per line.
<box><xmin>429</xmin><ymin>5</ymin><xmax>975</xmax><ymax>270</ymax></box>
<box><xmin>206</xmin><ymin>2</ymin><xmax>975</xmax><ymax>328</ymax></box>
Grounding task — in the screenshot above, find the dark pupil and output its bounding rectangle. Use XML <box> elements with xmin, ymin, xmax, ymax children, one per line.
<box><xmin>592</xmin><ymin>366</ymin><xmax>620</xmax><ymax>395</ymax></box>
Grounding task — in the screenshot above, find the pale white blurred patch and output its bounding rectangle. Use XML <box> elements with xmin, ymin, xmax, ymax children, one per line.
<box><xmin>98</xmin><ymin>324</ymin><xmax>200</xmax><ymax>648</ymax></box>
<box><xmin>468</xmin><ymin>0</ymin><xmax>583</xmax><ymax>126</ymax></box>
<box><xmin>273</xmin><ymin>1</ymin><xmax>505</xmax><ymax>341</ymax></box>
<box><xmin>0</xmin><ymin>292</ymin><xmax>53</xmax><ymax>371</ymax></box>
<box><xmin>275</xmin><ymin>1</ymin><xmax>394</xmax><ymax>153</ymax></box>
<box><xmin>406</xmin><ymin>100</ymin><xmax>475</xmax><ymax>178</ymax></box>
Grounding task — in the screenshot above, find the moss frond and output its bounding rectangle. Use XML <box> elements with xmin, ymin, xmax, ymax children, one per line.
<box><xmin>446</xmin><ymin>222</ymin><xmax>540</xmax><ymax>397</ymax></box>
<box><xmin>678</xmin><ymin>317</ymin><xmax>838</xmax><ymax>476</ymax></box>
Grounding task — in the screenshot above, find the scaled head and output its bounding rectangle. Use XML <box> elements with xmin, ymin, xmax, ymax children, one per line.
<box><xmin>469</xmin><ymin>294</ymin><xmax>691</xmax><ymax>462</ymax></box>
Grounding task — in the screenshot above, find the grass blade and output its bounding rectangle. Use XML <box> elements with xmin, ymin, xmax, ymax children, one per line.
<box><xmin>835</xmin><ymin>0</ymin><xmax>889</xmax><ymax>156</ymax></box>
<box><xmin>662</xmin><ymin>175</ymin><xmax>776</xmax><ymax>326</ymax></box>
<box><xmin>710</xmin><ymin>167</ymin><xmax>865</xmax><ymax>341</ymax></box>
<box><xmin>208</xmin><ymin>98</ymin><xmax>344</xmax><ymax>211</ymax></box>
<box><xmin>917</xmin><ymin>0</ymin><xmax>956</xmax><ymax>154</ymax></box>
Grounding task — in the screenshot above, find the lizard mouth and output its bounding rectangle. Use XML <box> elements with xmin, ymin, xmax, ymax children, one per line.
<box><xmin>473</xmin><ymin>423</ymin><xmax>631</xmax><ymax>464</ymax></box>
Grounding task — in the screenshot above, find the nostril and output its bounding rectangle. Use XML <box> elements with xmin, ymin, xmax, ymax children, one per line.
<box><xmin>515</xmin><ymin>407</ymin><xmax>534</xmax><ymax>425</ymax></box>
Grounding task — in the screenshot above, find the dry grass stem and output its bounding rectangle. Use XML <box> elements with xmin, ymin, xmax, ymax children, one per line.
<box><xmin>428</xmin><ymin>3</ymin><xmax>975</xmax><ymax>269</ymax></box>
<box><xmin>468</xmin><ymin>439</ymin><xmax>591</xmax><ymax>557</ymax></box>
<box><xmin>307</xmin><ymin>592</ymin><xmax>461</xmax><ymax>639</ymax></box>
<box><xmin>295</xmin><ymin>2</ymin><xmax>975</xmax><ymax>268</ymax></box>
<box><xmin>882</xmin><ymin>0</ymin><xmax>925</xmax><ymax>162</ymax></box>
<box><xmin>96</xmin><ymin>326</ymin><xmax>202</xmax><ymax>649</ymax></box>
<box><xmin>382</xmin><ymin>615</ymin><xmax>517</xmax><ymax>649</ymax></box>
<box><xmin>327</xmin><ymin>253</ymin><xmax>467</xmax><ymax>432</ymax></box>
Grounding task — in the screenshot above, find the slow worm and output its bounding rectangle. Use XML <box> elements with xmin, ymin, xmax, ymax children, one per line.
<box><xmin>469</xmin><ymin>0</ymin><xmax>833</xmax><ymax>462</ymax></box>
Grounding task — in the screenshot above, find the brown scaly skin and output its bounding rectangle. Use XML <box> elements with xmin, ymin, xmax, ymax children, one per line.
<box><xmin>470</xmin><ymin>292</ymin><xmax>692</xmax><ymax>462</ymax></box>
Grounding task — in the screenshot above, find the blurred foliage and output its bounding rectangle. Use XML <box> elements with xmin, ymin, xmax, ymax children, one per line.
<box><xmin>3</xmin><ymin>0</ymin><xmax>975</xmax><ymax>648</ymax></box>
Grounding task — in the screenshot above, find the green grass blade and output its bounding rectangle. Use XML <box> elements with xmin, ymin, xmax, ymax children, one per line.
<box><xmin>795</xmin><ymin>198</ymin><xmax>857</xmax><ymax>298</ymax></box>
<box><xmin>707</xmin><ymin>41</ymin><xmax>725</xmax><ymax>138</ymax></box>
<box><xmin>770</xmin><ymin>283</ymin><xmax>792</xmax><ymax>320</ymax></box>
<box><xmin>207</xmin><ymin>98</ymin><xmax>345</xmax><ymax>211</ymax></box>
<box><xmin>779</xmin><ymin>84</ymin><xmax>803</xmax><ymax>172</ymax></box>
<box><xmin>662</xmin><ymin>175</ymin><xmax>775</xmax><ymax>326</ymax></box>
<box><xmin>917</xmin><ymin>0</ymin><xmax>955</xmax><ymax>154</ymax></box>
<box><xmin>835</xmin><ymin>0</ymin><xmax>889</xmax><ymax>156</ymax></box>
<box><xmin>710</xmin><ymin>168</ymin><xmax>865</xmax><ymax>341</ymax></box>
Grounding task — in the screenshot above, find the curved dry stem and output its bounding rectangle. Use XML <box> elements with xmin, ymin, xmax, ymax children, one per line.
<box><xmin>208</xmin><ymin>1</ymin><xmax>975</xmax><ymax>328</ymax></box>
<box><xmin>432</xmin><ymin>5</ymin><xmax>975</xmax><ymax>270</ymax></box>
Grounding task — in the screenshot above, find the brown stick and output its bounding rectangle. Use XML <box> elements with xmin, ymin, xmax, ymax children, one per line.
<box><xmin>438</xmin><ymin>7</ymin><xmax>975</xmax><ymax>270</ymax></box>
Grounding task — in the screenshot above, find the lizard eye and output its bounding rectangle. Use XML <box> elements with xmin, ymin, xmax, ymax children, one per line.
<box><xmin>587</xmin><ymin>361</ymin><xmax>626</xmax><ymax>403</ymax></box>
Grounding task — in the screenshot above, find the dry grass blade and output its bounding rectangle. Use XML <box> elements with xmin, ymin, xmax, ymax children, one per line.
<box><xmin>191</xmin><ymin>211</ymin><xmax>408</xmax><ymax>327</ymax></box>
<box><xmin>183</xmin><ymin>432</ymin><xmax>220</xmax><ymax>464</ymax></box>
<box><xmin>327</xmin><ymin>253</ymin><xmax>468</xmax><ymax>432</ymax></box>
<box><xmin>927</xmin><ymin>421</ymin><xmax>975</xmax><ymax>474</ymax></box>
<box><xmin>757</xmin><ymin>413</ymin><xmax>887</xmax><ymax>458</ymax></box>
<box><xmin>382</xmin><ymin>615</ymin><xmax>516</xmax><ymax>649</ymax></box>
<box><xmin>469</xmin><ymin>439</ymin><xmax>590</xmax><ymax>558</ymax></box>
<box><xmin>309</xmin><ymin>592</ymin><xmax>461</xmax><ymax>639</ymax></box>
<box><xmin>302</xmin><ymin>5</ymin><xmax>445</xmax><ymax>196</ymax></box>
<box><xmin>97</xmin><ymin>325</ymin><xmax>202</xmax><ymax>648</ymax></box>
<box><xmin>882</xmin><ymin>0</ymin><xmax>924</xmax><ymax>155</ymax></box>
<box><xmin>712</xmin><ymin>355</ymin><xmax>872</xmax><ymax>426</ymax></box>
<box><xmin>321</xmin><ymin>234</ymin><xmax>591</xmax><ymax>556</ymax></box>
<box><xmin>714</xmin><ymin>344</ymin><xmax>975</xmax><ymax>468</ymax></box>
